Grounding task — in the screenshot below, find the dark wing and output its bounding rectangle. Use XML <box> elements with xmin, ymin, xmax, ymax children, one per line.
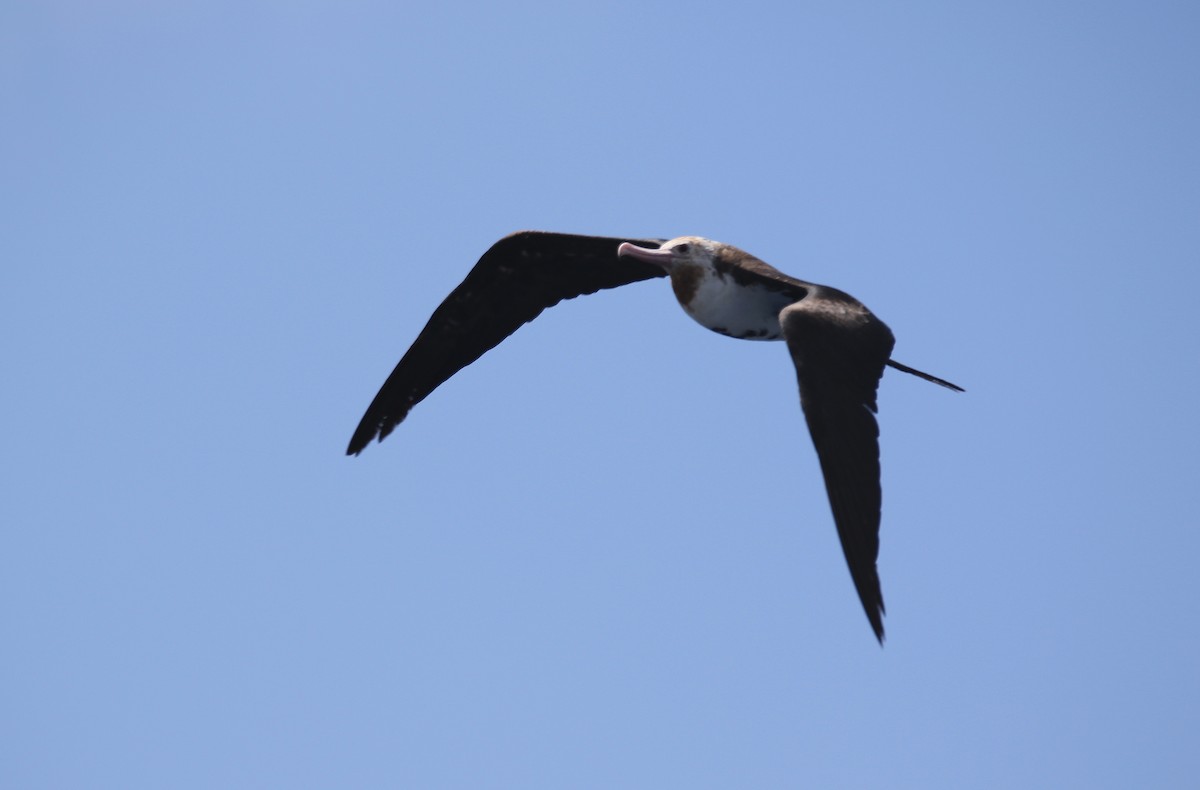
<box><xmin>780</xmin><ymin>287</ymin><xmax>896</xmax><ymax>643</ymax></box>
<box><xmin>347</xmin><ymin>231</ymin><xmax>666</xmax><ymax>455</ymax></box>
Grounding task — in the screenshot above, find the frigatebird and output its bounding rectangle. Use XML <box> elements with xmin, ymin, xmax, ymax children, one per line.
<box><xmin>347</xmin><ymin>231</ymin><xmax>962</xmax><ymax>642</ymax></box>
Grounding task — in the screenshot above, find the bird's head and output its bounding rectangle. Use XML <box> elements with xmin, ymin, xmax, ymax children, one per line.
<box><xmin>617</xmin><ymin>236</ymin><xmax>722</xmax><ymax>274</ymax></box>
<box><xmin>619</xmin><ymin>236</ymin><xmax>748</xmax><ymax>312</ymax></box>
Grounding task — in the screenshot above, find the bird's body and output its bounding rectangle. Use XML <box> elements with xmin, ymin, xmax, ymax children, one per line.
<box><xmin>348</xmin><ymin>231</ymin><xmax>962</xmax><ymax>642</ymax></box>
<box><xmin>653</xmin><ymin>237</ymin><xmax>800</xmax><ymax>340</ymax></box>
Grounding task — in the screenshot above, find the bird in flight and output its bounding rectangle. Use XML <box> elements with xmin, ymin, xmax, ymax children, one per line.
<box><xmin>348</xmin><ymin>231</ymin><xmax>962</xmax><ymax>642</ymax></box>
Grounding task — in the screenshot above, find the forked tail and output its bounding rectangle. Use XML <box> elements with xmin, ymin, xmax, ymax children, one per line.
<box><xmin>886</xmin><ymin>360</ymin><xmax>965</xmax><ymax>392</ymax></box>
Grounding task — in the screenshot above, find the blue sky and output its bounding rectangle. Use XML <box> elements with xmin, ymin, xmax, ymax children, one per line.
<box><xmin>4</xmin><ymin>2</ymin><xmax>1199</xmax><ymax>787</ymax></box>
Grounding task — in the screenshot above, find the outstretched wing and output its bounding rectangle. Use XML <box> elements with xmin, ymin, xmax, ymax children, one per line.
<box><xmin>780</xmin><ymin>287</ymin><xmax>896</xmax><ymax>642</ymax></box>
<box><xmin>347</xmin><ymin>231</ymin><xmax>666</xmax><ymax>455</ymax></box>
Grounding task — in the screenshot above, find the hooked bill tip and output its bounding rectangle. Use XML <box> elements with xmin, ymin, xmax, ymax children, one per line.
<box><xmin>618</xmin><ymin>241</ymin><xmax>674</xmax><ymax>271</ymax></box>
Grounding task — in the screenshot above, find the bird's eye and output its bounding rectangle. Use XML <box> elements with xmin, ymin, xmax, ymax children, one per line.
<box><xmin>675</xmin><ymin>243</ymin><xmax>691</xmax><ymax>254</ymax></box>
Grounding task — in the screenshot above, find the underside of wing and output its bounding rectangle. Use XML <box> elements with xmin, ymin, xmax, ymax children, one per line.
<box><xmin>347</xmin><ymin>231</ymin><xmax>666</xmax><ymax>455</ymax></box>
<box><xmin>780</xmin><ymin>289</ymin><xmax>896</xmax><ymax>642</ymax></box>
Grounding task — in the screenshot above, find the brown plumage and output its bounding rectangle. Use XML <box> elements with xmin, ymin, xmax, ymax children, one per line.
<box><xmin>348</xmin><ymin>231</ymin><xmax>962</xmax><ymax>643</ymax></box>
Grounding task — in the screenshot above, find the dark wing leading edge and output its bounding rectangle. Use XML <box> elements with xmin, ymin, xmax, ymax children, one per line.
<box><xmin>780</xmin><ymin>287</ymin><xmax>896</xmax><ymax>643</ymax></box>
<box><xmin>347</xmin><ymin>231</ymin><xmax>666</xmax><ymax>456</ymax></box>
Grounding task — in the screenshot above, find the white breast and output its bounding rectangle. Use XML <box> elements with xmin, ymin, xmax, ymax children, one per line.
<box><xmin>680</xmin><ymin>269</ymin><xmax>797</xmax><ymax>341</ymax></box>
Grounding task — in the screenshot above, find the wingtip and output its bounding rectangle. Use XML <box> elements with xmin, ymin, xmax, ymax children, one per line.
<box><xmin>346</xmin><ymin>413</ymin><xmax>401</xmax><ymax>457</ymax></box>
<box><xmin>868</xmin><ymin>606</ymin><xmax>886</xmax><ymax>646</ymax></box>
<box><xmin>859</xmin><ymin>579</ymin><xmax>886</xmax><ymax>644</ymax></box>
<box><xmin>345</xmin><ymin>423</ymin><xmax>376</xmax><ymax>457</ymax></box>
